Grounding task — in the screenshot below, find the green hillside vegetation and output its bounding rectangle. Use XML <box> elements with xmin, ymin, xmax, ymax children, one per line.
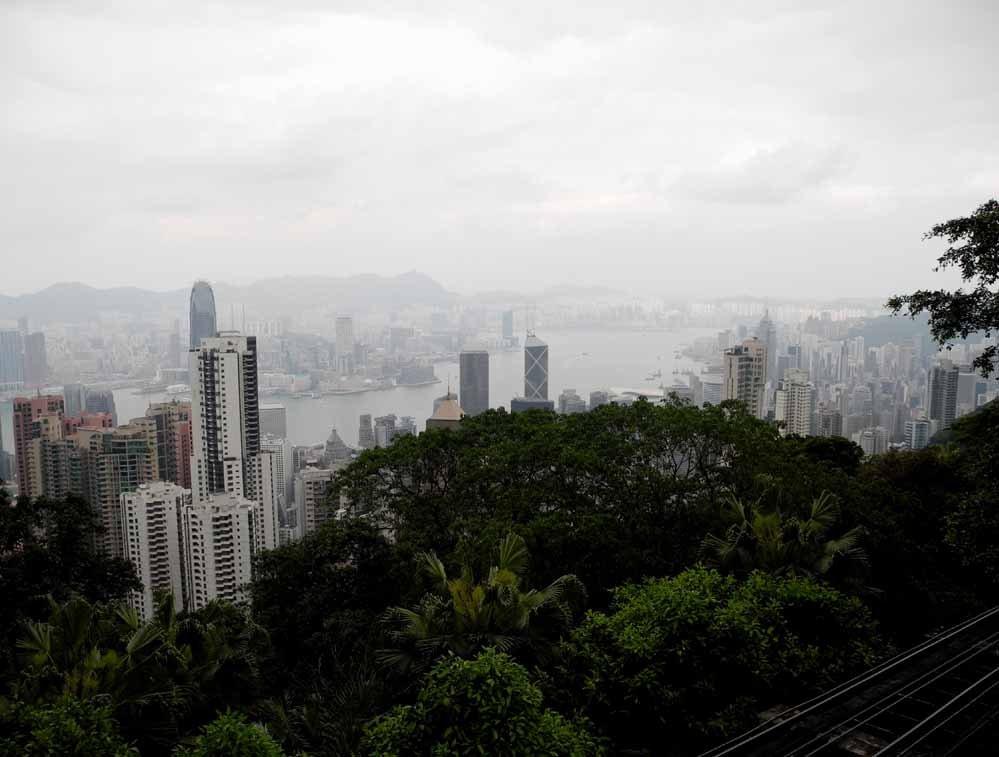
<box><xmin>2</xmin><ymin>397</ymin><xmax>997</xmax><ymax>755</ymax></box>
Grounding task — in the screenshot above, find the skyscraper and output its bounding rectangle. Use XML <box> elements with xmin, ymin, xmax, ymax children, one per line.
<box><xmin>927</xmin><ymin>359</ymin><xmax>959</xmax><ymax>431</ymax></box>
<box><xmin>358</xmin><ymin>414</ymin><xmax>375</xmax><ymax>449</ymax></box>
<box><xmin>335</xmin><ymin>316</ymin><xmax>355</xmax><ymax>374</ymax></box>
<box><xmin>524</xmin><ymin>333</ymin><xmax>549</xmax><ymax>401</ymax></box>
<box><xmin>22</xmin><ymin>332</ymin><xmax>47</xmax><ymax>387</ymax></box>
<box><xmin>143</xmin><ymin>401</ymin><xmax>193</xmax><ymax>489</ymax></box>
<box><xmin>558</xmin><ymin>388</ymin><xmax>587</xmax><ymax>414</ymax></box>
<box><xmin>774</xmin><ymin>368</ymin><xmax>815</xmax><ymax>437</ymax></box>
<box><xmin>259</xmin><ymin>404</ymin><xmax>287</xmax><ymax>438</ymax></box>
<box><xmin>168</xmin><ymin>320</ymin><xmax>182</xmax><ymax>368</ymax></box>
<box><xmin>189</xmin><ymin>333</ymin><xmax>277</xmax><ymax>551</ymax></box>
<box><xmin>295</xmin><ymin>466</ymin><xmax>335</xmax><ymax>538</ymax></box>
<box><xmin>121</xmin><ymin>482</ymin><xmax>190</xmax><ymax>621</ymax></box>
<box><xmin>904</xmin><ymin>419</ymin><xmax>931</xmax><ymax>450</ymax></box>
<box><xmin>183</xmin><ymin>493</ymin><xmax>256</xmax><ymax>610</ymax></box>
<box><xmin>722</xmin><ymin>337</ymin><xmax>768</xmax><ymax>419</ymax></box>
<box><xmin>502</xmin><ymin>310</ymin><xmax>514</xmax><ymax>340</ymax></box>
<box><xmin>757</xmin><ymin>311</ymin><xmax>777</xmax><ymax>390</ymax></box>
<box><xmin>12</xmin><ymin>394</ymin><xmax>65</xmax><ymax>499</ymax></box>
<box><xmin>76</xmin><ymin>424</ymin><xmax>158</xmax><ymax>557</ymax></box>
<box><xmin>189</xmin><ymin>280</ymin><xmax>218</xmax><ymax>350</ymax></box>
<box><xmin>85</xmin><ymin>389</ymin><xmax>117</xmax><ymax>426</ymax></box>
<box><xmin>63</xmin><ymin>383</ymin><xmax>87</xmax><ymax>418</ymax></box>
<box><xmin>0</xmin><ymin>330</ymin><xmax>24</xmax><ymax>389</ymax></box>
<box><xmin>459</xmin><ymin>350</ymin><xmax>490</xmax><ymax>416</ymax></box>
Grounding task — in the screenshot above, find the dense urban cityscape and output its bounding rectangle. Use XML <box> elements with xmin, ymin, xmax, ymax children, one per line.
<box><xmin>3</xmin><ymin>1</ymin><xmax>999</xmax><ymax>754</ymax></box>
<box><xmin>1</xmin><ymin>277</ymin><xmax>994</xmax><ymax>618</ymax></box>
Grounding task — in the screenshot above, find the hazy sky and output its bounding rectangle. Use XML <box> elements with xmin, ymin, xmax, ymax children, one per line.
<box><xmin>2</xmin><ymin>0</ymin><xmax>996</xmax><ymax>298</ymax></box>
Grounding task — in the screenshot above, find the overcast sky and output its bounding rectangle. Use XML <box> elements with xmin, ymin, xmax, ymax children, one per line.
<box><xmin>2</xmin><ymin>0</ymin><xmax>996</xmax><ymax>299</ymax></box>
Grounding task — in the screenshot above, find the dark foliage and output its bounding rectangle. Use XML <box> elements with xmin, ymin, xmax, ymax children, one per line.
<box><xmin>888</xmin><ymin>198</ymin><xmax>999</xmax><ymax>376</ymax></box>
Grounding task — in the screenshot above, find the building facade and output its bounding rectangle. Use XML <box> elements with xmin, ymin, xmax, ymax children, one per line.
<box><xmin>722</xmin><ymin>338</ymin><xmax>768</xmax><ymax>419</ymax></box>
<box><xmin>524</xmin><ymin>333</ymin><xmax>549</xmax><ymax>401</ymax></box>
<box><xmin>189</xmin><ymin>280</ymin><xmax>218</xmax><ymax>350</ymax></box>
<box><xmin>459</xmin><ymin>350</ymin><xmax>490</xmax><ymax>416</ymax></box>
<box><xmin>121</xmin><ymin>482</ymin><xmax>190</xmax><ymax>621</ymax></box>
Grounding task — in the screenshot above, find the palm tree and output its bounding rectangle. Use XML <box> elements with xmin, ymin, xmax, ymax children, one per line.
<box><xmin>700</xmin><ymin>491</ymin><xmax>868</xmax><ymax>578</ymax></box>
<box><xmin>378</xmin><ymin>532</ymin><xmax>585</xmax><ymax>677</ymax></box>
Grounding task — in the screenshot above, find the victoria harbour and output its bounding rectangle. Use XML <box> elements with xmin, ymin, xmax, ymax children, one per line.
<box><xmin>106</xmin><ymin>328</ymin><xmax>714</xmax><ymax>447</ymax></box>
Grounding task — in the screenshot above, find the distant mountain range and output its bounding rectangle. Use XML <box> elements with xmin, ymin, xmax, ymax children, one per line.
<box><xmin>0</xmin><ymin>272</ymin><xmax>458</xmax><ymax>324</ymax></box>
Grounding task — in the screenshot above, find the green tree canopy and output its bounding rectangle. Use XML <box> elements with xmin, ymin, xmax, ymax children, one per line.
<box><xmin>700</xmin><ymin>491</ymin><xmax>868</xmax><ymax>581</ymax></box>
<box><xmin>0</xmin><ymin>490</ymin><xmax>139</xmax><ymax>674</ymax></box>
<box><xmin>888</xmin><ymin>198</ymin><xmax>999</xmax><ymax>376</ymax></box>
<box><xmin>556</xmin><ymin>567</ymin><xmax>886</xmax><ymax>755</ymax></box>
<box><xmin>174</xmin><ymin>711</ymin><xmax>285</xmax><ymax>757</ymax></box>
<box><xmin>0</xmin><ymin>695</ymin><xmax>137</xmax><ymax>756</ymax></box>
<box><xmin>379</xmin><ymin>532</ymin><xmax>585</xmax><ymax>679</ymax></box>
<box><xmin>363</xmin><ymin>648</ymin><xmax>602</xmax><ymax>756</ymax></box>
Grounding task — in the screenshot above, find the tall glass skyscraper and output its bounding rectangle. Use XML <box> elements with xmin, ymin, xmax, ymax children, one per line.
<box><xmin>189</xmin><ymin>280</ymin><xmax>218</xmax><ymax>350</ymax></box>
<box><xmin>459</xmin><ymin>350</ymin><xmax>490</xmax><ymax>416</ymax></box>
<box><xmin>524</xmin><ymin>333</ymin><xmax>549</xmax><ymax>400</ymax></box>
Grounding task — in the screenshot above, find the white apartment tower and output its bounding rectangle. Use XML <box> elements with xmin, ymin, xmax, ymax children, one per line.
<box><xmin>120</xmin><ymin>482</ymin><xmax>190</xmax><ymax>621</ymax></box>
<box><xmin>187</xmin><ymin>333</ymin><xmax>278</xmax><ymax>607</ymax></box>
<box><xmin>294</xmin><ymin>466</ymin><xmax>335</xmax><ymax>540</ymax></box>
<box><xmin>774</xmin><ymin>368</ymin><xmax>815</xmax><ymax>437</ymax></box>
<box><xmin>183</xmin><ymin>493</ymin><xmax>255</xmax><ymax>610</ymax></box>
<box><xmin>722</xmin><ymin>338</ymin><xmax>768</xmax><ymax>419</ymax></box>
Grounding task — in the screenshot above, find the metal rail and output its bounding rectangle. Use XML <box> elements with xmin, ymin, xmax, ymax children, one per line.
<box><xmin>701</xmin><ymin>605</ymin><xmax>999</xmax><ymax>757</ymax></box>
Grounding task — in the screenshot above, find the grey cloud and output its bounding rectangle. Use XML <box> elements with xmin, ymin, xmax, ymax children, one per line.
<box><xmin>677</xmin><ymin>143</ymin><xmax>849</xmax><ymax>204</ymax></box>
<box><xmin>0</xmin><ymin>0</ymin><xmax>997</xmax><ymax>297</ymax></box>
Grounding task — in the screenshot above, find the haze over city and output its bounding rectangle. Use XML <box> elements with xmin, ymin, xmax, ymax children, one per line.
<box><xmin>4</xmin><ymin>1</ymin><xmax>996</xmax><ymax>296</ymax></box>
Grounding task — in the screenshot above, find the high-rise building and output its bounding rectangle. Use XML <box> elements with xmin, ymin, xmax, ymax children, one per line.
<box><xmin>904</xmin><ymin>419</ymin><xmax>931</xmax><ymax>450</ymax></box>
<box><xmin>168</xmin><ymin>320</ymin><xmax>182</xmax><ymax>368</ymax></box>
<box><xmin>335</xmin><ymin>316</ymin><xmax>355</xmax><ymax>375</ymax></box>
<box><xmin>816</xmin><ymin>403</ymin><xmax>844</xmax><ymax>438</ymax></box>
<box><xmin>295</xmin><ymin>466</ymin><xmax>336</xmax><ymax>538</ymax></box>
<box><xmin>143</xmin><ymin>401</ymin><xmax>192</xmax><ymax>489</ymax></box>
<box><xmin>190</xmin><ymin>334</ymin><xmax>260</xmax><ymax>501</ymax></box>
<box><xmin>189</xmin><ymin>333</ymin><xmax>278</xmax><ymax>556</ymax></box>
<box><xmin>524</xmin><ymin>333</ymin><xmax>549</xmax><ymax>401</ymax></box>
<box><xmin>183</xmin><ymin>492</ymin><xmax>255</xmax><ymax>610</ymax></box>
<box><xmin>189</xmin><ymin>280</ymin><xmax>218</xmax><ymax>350</ymax></box>
<box><xmin>852</xmin><ymin>426</ymin><xmax>888</xmax><ymax>457</ymax></box>
<box><xmin>76</xmin><ymin>424</ymin><xmax>158</xmax><ymax>557</ymax></box>
<box><xmin>374</xmin><ymin>414</ymin><xmax>399</xmax><ymax>448</ymax></box>
<box><xmin>22</xmin><ymin>332</ymin><xmax>47</xmax><ymax>387</ymax></box>
<box><xmin>261</xmin><ymin>434</ymin><xmax>291</xmax><ymax>510</ymax></box>
<box><xmin>358</xmin><ymin>414</ymin><xmax>375</xmax><ymax>450</ymax></box>
<box><xmin>85</xmin><ymin>389</ymin><xmax>117</xmax><ymax>426</ymax></box>
<box><xmin>558</xmin><ymin>388</ymin><xmax>587</xmax><ymax>414</ymax></box>
<box><xmin>0</xmin><ymin>330</ymin><xmax>24</xmax><ymax>389</ymax></box>
<box><xmin>259</xmin><ymin>404</ymin><xmax>287</xmax><ymax>438</ymax></box>
<box><xmin>121</xmin><ymin>482</ymin><xmax>190</xmax><ymax>621</ymax></box>
<box><xmin>502</xmin><ymin>311</ymin><xmax>514</xmax><ymax>340</ymax></box>
<box><xmin>773</xmin><ymin>368</ymin><xmax>815</xmax><ymax>437</ymax></box>
<box><xmin>459</xmin><ymin>350</ymin><xmax>490</xmax><ymax>416</ymax></box>
<box><xmin>63</xmin><ymin>383</ymin><xmax>87</xmax><ymax>418</ymax></box>
<box><xmin>927</xmin><ymin>359</ymin><xmax>959</xmax><ymax>431</ymax></box>
<box><xmin>12</xmin><ymin>395</ymin><xmax>65</xmax><ymax>499</ymax></box>
<box><xmin>757</xmin><ymin>311</ymin><xmax>777</xmax><ymax>384</ymax></box>
<box><xmin>589</xmin><ymin>390</ymin><xmax>610</xmax><ymax>409</ymax></box>
<box><xmin>722</xmin><ymin>338</ymin><xmax>768</xmax><ymax>419</ymax></box>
